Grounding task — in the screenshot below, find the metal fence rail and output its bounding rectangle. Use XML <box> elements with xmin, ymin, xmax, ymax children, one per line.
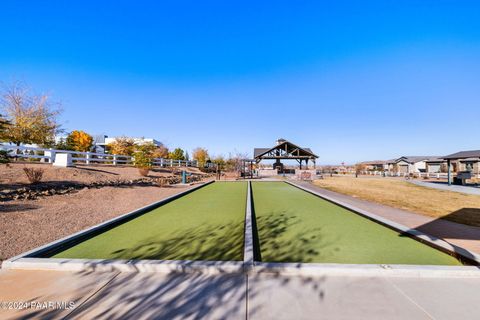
<box><xmin>0</xmin><ymin>144</ymin><xmax>198</xmax><ymax>167</ymax></box>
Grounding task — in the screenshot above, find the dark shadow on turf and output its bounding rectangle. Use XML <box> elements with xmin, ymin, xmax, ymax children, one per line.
<box><xmin>250</xmin><ymin>184</ymin><xmax>339</xmax><ymax>263</ymax></box>
<box><xmin>109</xmin><ymin>221</ymin><xmax>245</xmax><ymax>261</ymax></box>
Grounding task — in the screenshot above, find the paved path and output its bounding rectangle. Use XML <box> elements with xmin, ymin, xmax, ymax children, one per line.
<box><xmin>407</xmin><ymin>180</ymin><xmax>480</xmax><ymax>195</ymax></box>
<box><xmin>1</xmin><ymin>268</ymin><xmax>480</xmax><ymax>319</ymax></box>
<box><xmin>296</xmin><ymin>181</ymin><xmax>480</xmax><ymax>255</ymax></box>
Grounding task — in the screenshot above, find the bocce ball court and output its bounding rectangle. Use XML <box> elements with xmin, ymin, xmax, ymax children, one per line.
<box><xmin>45</xmin><ymin>181</ymin><xmax>464</xmax><ymax>266</ymax></box>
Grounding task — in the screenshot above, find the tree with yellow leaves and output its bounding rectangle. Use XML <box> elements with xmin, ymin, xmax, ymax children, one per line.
<box><xmin>152</xmin><ymin>144</ymin><xmax>169</xmax><ymax>159</ymax></box>
<box><xmin>192</xmin><ymin>147</ymin><xmax>209</xmax><ymax>168</ymax></box>
<box><xmin>66</xmin><ymin>130</ymin><xmax>93</xmax><ymax>152</ymax></box>
<box><xmin>107</xmin><ymin>136</ymin><xmax>136</xmax><ymax>156</ymax></box>
<box><xmin>0</xmin><ymin>82</ymin><xmax>62</xmax><ymax>146</ymax></box>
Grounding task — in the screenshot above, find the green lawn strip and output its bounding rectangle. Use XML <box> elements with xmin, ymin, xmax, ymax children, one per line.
<box><xmin>252</xmin><ymin>182</ymin><xmax>462</xmax><ymax>265</ymax></box>
<box><xmin>53</xmin><ymin>182</ymin><xmax>247</xmax><ymax>261</ymax></box>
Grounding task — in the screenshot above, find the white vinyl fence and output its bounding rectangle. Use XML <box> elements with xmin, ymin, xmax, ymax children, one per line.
<box><xmin>0</xmin><ymin>145</ymin><xmax>198</xmax><ymax>167</ymax></box>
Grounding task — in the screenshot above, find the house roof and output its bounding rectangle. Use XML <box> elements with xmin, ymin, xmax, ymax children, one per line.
<box><xmin>459</xmin><ymin>158</ymin><xmax>480</xmax><ymax>162</ymax></box>
<box><xmin>253</xmin><ymin>148</ymin><xmax>270</xmax><ymax>158</ymax></box>
<box><xmin>425</xmin><ymin>157</ymin><xmax>447</xmax><ymax>163</ymax></box>
<box><xmin>395</xmin><ymin>156</ymin><xmax>440</xmax><ymax>164</ymax></box>
<box><xmin>442</xmin><ymin>150</ymin><xmax>480</xmax><ymax>160</ymax></box>
<box><xmin>359</xmin><ymin>160</ymin><xmax>387</xmax><ymax>165</ymax></box>
<box><xmin>254</xmin><ymin>139</ymin><xmax>318</xmax><ymax>160</ymax></box>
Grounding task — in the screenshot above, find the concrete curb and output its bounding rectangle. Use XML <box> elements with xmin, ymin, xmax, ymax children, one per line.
<box><xmin>127</xmin><ymin>259</ymin><xmax>244</xmax><ymax>274</ymax></box>
<box><xmin>252</xmin><ymin>262</ymin><xmax>480</xmax><ymax>278</ymax></box>
<box><xmin>285</xmin><ymin>180</ymin><xmax>480</xmax><ymax>266</ymax></box>
<box><xmin>2</xmin><ymin>258</ymin><xmax>245</xmax><ymax>274</ymax></box>
<box><xmin>1</xmin><ymin>258</ymin><xmax>134</xmax><ymax>273</ymax></box>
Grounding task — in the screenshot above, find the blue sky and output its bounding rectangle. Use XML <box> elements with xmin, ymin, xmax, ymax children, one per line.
<box><xmin>1</xmin><ymin>1</ymin><xmax>479</xmax><ymax>164</ymax></box>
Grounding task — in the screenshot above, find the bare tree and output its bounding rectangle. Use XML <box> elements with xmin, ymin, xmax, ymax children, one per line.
<box><xmin>0</xmin><ymin>82</ymin><xmax>62</xmax><ymax>146</ymax></box>
<box><xmin>225</xmin><ymin>151</ymin><xmax>249</xmax><ymax>172</ymax></box>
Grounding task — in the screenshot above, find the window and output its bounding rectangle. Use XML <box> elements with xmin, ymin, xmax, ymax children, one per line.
<box><xmin>465</xmin><ymin>162</ymin><xmax>474</xmax><ymax>171</ymax></box>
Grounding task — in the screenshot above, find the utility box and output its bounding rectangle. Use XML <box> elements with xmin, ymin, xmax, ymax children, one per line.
<box><xmin>53</xmin><ymin>153</ymin><xmax>73</xmax><ymax>167</ymax></box>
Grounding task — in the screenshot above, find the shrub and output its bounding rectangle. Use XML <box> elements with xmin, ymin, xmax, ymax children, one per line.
<box><xmin>133</xmin><ymin>142</ymin><xmax>157</xmax><ymax>176</ymax></box>
<box><xmin>0</xmin><ymin>150</ymin><xmax>10</xmax><ymax>164</ymax></box>
<box><xmin>168</xmin><ymin>148</ymin><xmax>185</xmax><ymax>160</ymax></box>
<box><xmin>54</xmin><ymin>137</ymin><xmax>75</xmax><ymax>151</ymax></box>
<box><xmin>138</xmin><ymin>167</ymin><xmax>150</xmax><ymax>177</ymax></box>
<box><xmin>23</xmin><ymin>167</ymin><xmax>44</xmax><ymax>184</ymax></box>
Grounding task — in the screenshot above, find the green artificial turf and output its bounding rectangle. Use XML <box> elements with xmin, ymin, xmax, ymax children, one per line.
<box><xmin>252</xmin><ymin>182</ymin><xmax>463</xmax><ymax>265</ymax></box>
<box><xmin>53</xmin><ymin>182</ymin><xmax>247</xmax><ymax>261</ymax></box>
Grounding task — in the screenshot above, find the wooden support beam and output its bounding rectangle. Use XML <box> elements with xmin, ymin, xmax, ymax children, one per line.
<box><xmin>447</xmin><ymin>159</ymin><xmax>452</xmax><ymax>186</ymax></box>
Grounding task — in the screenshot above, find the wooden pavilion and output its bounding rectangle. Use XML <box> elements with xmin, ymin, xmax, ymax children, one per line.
<box><xmin>253</xmin><ymin>138</ymin><xmax>318</xmax><ymax>172</ymax></box>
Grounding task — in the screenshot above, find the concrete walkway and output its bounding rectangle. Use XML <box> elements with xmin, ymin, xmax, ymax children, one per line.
<box><xmin>408</xmin><ymin>180</ymin><xmax>480</xmax><ymax>195</ymax></box>
<box><xmin>1</xmin><ymin>268</ymin><xmax>480</xmax><ymax>319</ymax></box>
<box><xmin>296</xmin><ymin>181</ymin><xmax>480</xmax><ymax>255</ymax></box>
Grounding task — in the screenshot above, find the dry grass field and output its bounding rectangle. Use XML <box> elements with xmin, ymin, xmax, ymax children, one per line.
<box><xmin>313</xmin><ymin>176</ymin><xmax>480</xmax><ymax>227</ymax></box>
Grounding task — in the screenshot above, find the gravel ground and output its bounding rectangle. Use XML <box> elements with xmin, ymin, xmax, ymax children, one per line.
<box><xmin>0</xmin><ymin>184</ymin><xmax>197</xmax><ymax>264</ymax></box>
<box><xmin>1</xmin><ymin>162</ymin><xmax>204</xmax><ymax>186</ymax></box>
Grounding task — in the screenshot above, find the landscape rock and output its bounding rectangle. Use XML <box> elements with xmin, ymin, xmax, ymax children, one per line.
<box><xmin>0</xmin><ymin>175</ymin><xmax>205</xmax><ymax>202</ymax></box>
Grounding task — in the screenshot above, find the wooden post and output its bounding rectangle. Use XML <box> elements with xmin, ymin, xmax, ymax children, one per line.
<box><xmin>447</xmin><ymin>159</ymin><xmax>451</xmax><ymax>186</ymax></box>
<box><xmin>86</xmin><ymin>152</ymin><xmax>91</xmax><ymax>165</ymax></box>
<box><xmin>113</xmin><ymin>155</ymin><xmax>117</xmax><ymax>166</ymax></box>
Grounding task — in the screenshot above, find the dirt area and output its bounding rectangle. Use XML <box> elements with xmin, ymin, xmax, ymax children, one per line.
<box><xmin>0</xmin><ymin>184</ymin><xmax>199</xmax><ymax>264</ymax></box>
<box><xmin>0</xmin><ymin>162</ymin><xmax>205</xmax><ymax>186</ymax></box>
<box><xmin>313</xmin><ymin>176</ymin><xmax>480</xmax><ymax>227</ymax></box>
<box><xmin>0</xmin><ymin>162</ymin><xmax>211</xmax><ymax>264</ymax></box>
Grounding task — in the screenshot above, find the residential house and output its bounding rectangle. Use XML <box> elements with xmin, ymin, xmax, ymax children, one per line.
<box><xmin>442</xmin><ymin>150</ymin><xmax>480</xmax><ymax>176</ymax></box>
<box><xmin>358</xmin><ymin>160</ymin><xmax>387</xmax><ymax>171</ymax></box>
<box><xmin>393</xmin><ymin>156</ymin><xmax>442</xmax><ymax>174</ymax></box>
<box><xmin>425</xmin><ymin>157</ymin><xmax>448</xmax><ymax>173</ymax></box>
